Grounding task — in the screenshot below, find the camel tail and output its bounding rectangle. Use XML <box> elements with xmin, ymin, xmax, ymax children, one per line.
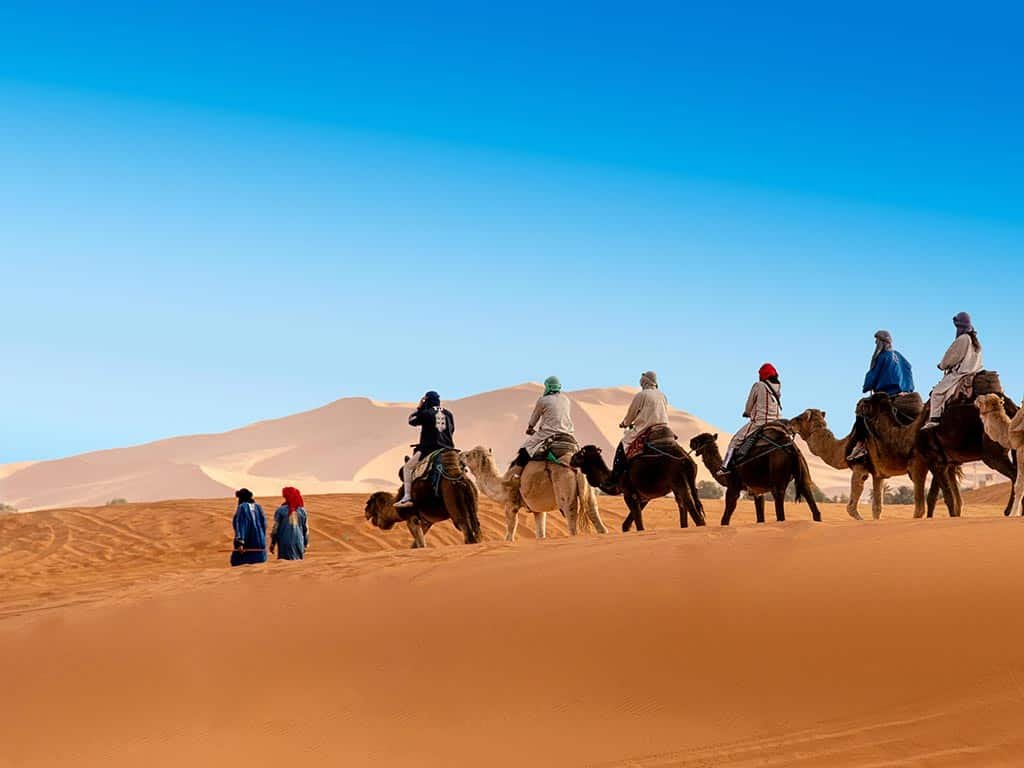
<box><xmin>790</xmin><ymin>447</ymin><xmax>813</xmax><ymax>504</ymax></box>
<box><xmin>574</xmin><ymin>470</ymin><xmax>593</xmax><ymax>533</ymax></box>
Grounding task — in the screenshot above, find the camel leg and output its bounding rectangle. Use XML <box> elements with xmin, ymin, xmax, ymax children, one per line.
<box><xmin>802</xmin><ymin>485</ymin><xmax>822</xmax><ymax>523</ymax></box>
<box><xmin>504</xmin><ymin>504</ymin><xmax>520</xmax><ymax>542</ymax></box>
<box><xmin>979</xmin><ymin>446</ymin><xmax>1017</xmax><ymax>516</ymax></box>
<box><xmin>926</xmin><ymin>474</ymin><xmax>943</xmax><ymax>518</ymax></box>
<box><xmin>871</xmin><ymin>475</ymin><xmax>885</xmax><ymax>521</ymax></box>
<box><xmin>1015</xmin><ymin>466</ymin><xmax>1024</xmax><ymax>517</ymax></box>
<box><xmin>721</xmin><ymin>486</ymin><xmax>741</xmax><ymax>526</ymax></box>
<box><xmin>847</xmin><ymin>470</ymin><xmax>866</xmax><ymax>521</ymax></box>
<box><xmin>753</xmin><ymin>494</ymin><xmax>766</xmax><ymax>524</ymax></box>
<box><xmin>911</xmin><ymin>461</ymin><xmax>929</xmax><ymax>519</ymax></box>
<box><xmin>948</xmin><ymin>469</ymin><xmax>963</xmax><ymax>517</ymax></box>
<box><xmin>535</xmin><ymin>510</ymin><xmax>548</xmax><ymax>539</ymax></box>
<box><xmin>772</xmin><ymin>491</ymin><xmax>785</xmax><ymax>522</ymax></box>
<box><xmin>580</xmin><ymin>480</ymin><xmax>608</xmax><ymax>533</ymax></box>
<box><xmin>624</xmin><ymin>493</ymin><xmax>646</xmax><ymax>532</ymax></box>
<box><xmin>683</xmin><ymin>463</ymin><xmax>706</xmax><ymax>525</ymax></box>
<box><xmin>407</xmin><ymin>518</ymin><xmax>427</xmax><ymax>549</ymax></box>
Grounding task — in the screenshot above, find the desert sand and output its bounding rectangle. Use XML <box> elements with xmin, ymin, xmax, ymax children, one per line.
<box><xmin>0</xmin><ymin>384</ymin><xmax>853</xmax><ymax>510</ymax></box>
<box><xmin>3</xmin><ymin>488</ymin><xmax>1023</xmax><ymax>766</ymax></box>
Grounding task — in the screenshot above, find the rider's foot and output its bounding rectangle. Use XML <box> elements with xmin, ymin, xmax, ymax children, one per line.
<box><xmin>920</xmin><ymin>419</ymin><xmax>941</xmax><ymax>431</ymax></box>
<box><xmin>394</xmin><ymin>498</ymin><xmax>414</xmax><ymax>509</ymax></box>
<box><xmin>715</xmin><ymin>468</ymin><xmax>731</xmax><ymax>483</ymax></box>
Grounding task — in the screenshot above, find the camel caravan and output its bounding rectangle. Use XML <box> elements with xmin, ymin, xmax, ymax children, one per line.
<box><xmin>365</xmin><ymin>312</ymin><xmax>1022</xmax><ymax>547</ymax></box>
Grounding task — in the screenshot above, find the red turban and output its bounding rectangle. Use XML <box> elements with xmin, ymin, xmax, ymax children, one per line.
<box><xmin>758</xmin><ymin>363</ymin><xmax>778</xmax><ymax>381</ymax></box>
<box><xmin>282</xmin><ymin>486</ymin><xmax>304</xmax><ymax>513</ymax></box>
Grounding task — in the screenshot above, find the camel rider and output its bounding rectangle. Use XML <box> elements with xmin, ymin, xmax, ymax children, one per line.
<box><xmin>508</xmin><ymin>376</ymin><xmax>574</xmax><ymax>479</ymax></box>
<box><xmin>847</xmin><ymin>330</ymin><xmax>915</xmax><ymax>461</ymax></box>
<box><xmin>607</xmin><ymin>371</ymin><xmax>670</xmax><ymax>487</ymax></box>
<box><xmin>719</xmin><ymin>363</ymin><xmax>782</xmax><ymax>481</ymax></box>
<box><xmin>922</xmin><ymin>312</ymin><xmax>983</xmax><ymax>430</ymax></box>
<box><xmin>395</xmin><ymin>391</ymin><xmax>456</xmax><ymax>508</ymax></box>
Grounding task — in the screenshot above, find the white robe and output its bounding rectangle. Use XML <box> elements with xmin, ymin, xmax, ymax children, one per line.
<box><xmin>726</xmin><ymin>380</ymin><xmax>783</xmax><ymax>461</ymax></box>
<box><xmin>521</xmin><ymin>393</ymin><xmax>575</xmax><ymax>456</ymax></box>
<box><xmin>620</xmin><ymin>387</ymin><xmax>670</xmax><ymax>452</ymax></box>
<box><xmin>928</xmin><ymin>335</ymin><xmax>983</xmax><ymax>419</ymax></box>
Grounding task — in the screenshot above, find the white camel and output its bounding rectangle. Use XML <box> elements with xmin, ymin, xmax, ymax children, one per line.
<box><xmin>462</xmin><ymin>445</ymin><xmax>608</xmax><ymax>541</ymax></box>
<box><xmin>975</xmin><ymin>394</ymin><xmax>1024</xmax><ymax>516</ymax></box>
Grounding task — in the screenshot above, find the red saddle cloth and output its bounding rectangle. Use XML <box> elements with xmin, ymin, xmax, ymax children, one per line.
<box><xmin>626</xmin><ymin>424</ymin><xmax>678</xmax><ymax>459</ymax></box>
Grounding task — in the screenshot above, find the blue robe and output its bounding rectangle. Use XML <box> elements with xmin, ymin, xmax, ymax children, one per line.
<box><xmin>863</xmin><ymin>350</ymin><xmax>915</xmax><ymax>396</ymax></box>
<box><xmin>230</xmin><ymin>503</ymin><xmax>267</xmax><ymax>566</ymax></box>
<box><xmin>271</xmin><ymin>505</ymin><xmax>309</xmax><ymax>560</ymax></box>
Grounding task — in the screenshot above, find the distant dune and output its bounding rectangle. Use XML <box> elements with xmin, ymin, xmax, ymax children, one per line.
<box><xmin>0</xmin><ymin>384</ymin><xmax>852</xmax><ymax>511</ymax></box>
<box><xmin>2</xmin><ymin>492</ymin><xmax>1023</xmax><ymax>765</ymax></box>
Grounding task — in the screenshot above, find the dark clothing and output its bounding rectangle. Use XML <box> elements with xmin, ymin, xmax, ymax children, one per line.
<box><xmin>230</xmin><ymin>502</ymin><xmax>267</xmax><ymax>566</ymax></box>
<box><xmin>409</xmin><ymin>405</ymin><xmax>455</xmax><ymax>454</ymax></box>
<box><xmin>271</xmin><ymin>505</ymin><xmax>309</xmax><ymax>560</ymax></box>
<box><xmin>863</xmin><ymin>350</ymin><xmax>915</xmax><ymax>396</ymax></box>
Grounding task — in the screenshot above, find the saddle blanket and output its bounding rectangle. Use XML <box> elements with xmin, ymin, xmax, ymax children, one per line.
<box><xmin>626</xmin><ymin>424</ymin><xmax>681</xmax><ymax>460</ymax></box>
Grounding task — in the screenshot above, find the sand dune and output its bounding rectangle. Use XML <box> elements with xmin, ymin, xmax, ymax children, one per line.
<box><xmin>1</xmin><ymin>491</ymin><xmax>1022</xmax><ymax>766</ymax></box>
<box><xmin>0</xmin><ymin>384</ymin><xmax>852</xmax><ymax>511</ymax></box>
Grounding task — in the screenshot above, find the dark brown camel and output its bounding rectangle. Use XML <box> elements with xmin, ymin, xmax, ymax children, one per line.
<box><xmin>857</xmin><ymin>392</ymin><xmax>1017</xmax><ymax>518</ymax></box>
<box><xmin>364</xmin><ymin>450</ymin><xmax>481</xmax><ymax>547</ymax></box>
<box><xmin>689</xmin><ymin>429</ymin><xmax>822</xmax><ymax>525</ymax></box>
<box><xmin>570</xmin><ymin>445</ymin><xmax>705</xmax><ymax>531</ymax></box>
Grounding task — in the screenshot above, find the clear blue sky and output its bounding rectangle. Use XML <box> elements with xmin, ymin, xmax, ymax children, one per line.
<box><xmin>1</xmin><ymin>2</ymin><xmax>1021</xmax><ymax>462</ymax></box>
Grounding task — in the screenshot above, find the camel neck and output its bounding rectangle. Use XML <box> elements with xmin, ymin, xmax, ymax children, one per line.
<box><xmin>473</xmin><ymin>454</ymin><xmax>511</xmax><ymax>502</ymax></box>
<box><xmin>804</xmin><ymin>424</ymin><xmax>851</xmax><ymax>470</ymax></box>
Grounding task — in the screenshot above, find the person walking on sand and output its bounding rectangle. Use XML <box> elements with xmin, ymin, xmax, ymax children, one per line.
<box><xmin>230</xmin><ymin>488</ymin><xmax>267</xmax><ymax>567</ymax></box>
<box><xmin>270</xmin><ymin>486</ymin><xmax>309</xmax><ymax>560</ymax></box>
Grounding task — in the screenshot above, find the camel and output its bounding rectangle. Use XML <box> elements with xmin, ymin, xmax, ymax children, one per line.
<box><xmin>570</xmin><ymin>444</ymin><xmax>705</xmax><ymax>531</ymax></box>
<box><xmin>857</xmin><ymin>392</ymin><xmax>1017</xmax><ymax>517</ymax></box>
<box><xmin>788</xmin><ymin>410</ymin><xmax>871</xmax><ymax>520</ymax></box>
<box><xmin>364</xmin><ymin>450</ymin><xmax>481</xmax><ymax>547</ymax></box>
<box><xmin>790</xmin><ymin>408</ymin><xmax>951</xmax><ymax>521</ymax></box>
<box><xmin>689</xmin><ymin>430</ymin><xmax>821</xmax><ymax>525</ymax></box>
<box><xmin>462</xmin><ymin>446</ymin><xmax>607</xmax><ymax>541</ymax></box>
<box><xmin>975</xmin><ymin>394</ymin><xmax>1024</xmax><ymax>516</ymax></box>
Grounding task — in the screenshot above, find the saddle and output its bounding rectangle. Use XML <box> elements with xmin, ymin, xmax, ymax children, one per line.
<box><xmin>530</xmin><ymin>432</ymin><xmax>579</xmax><ymax>466</ymax></box>
<box><xmin>408</xmin><ymin>449</ymin><xmax>467</xmax><ymax>493</ymax></box>
<box><xmin>626</xmin><ymin>424</ymin><xmax>684</xmax><ymax>460</ymax></box>
<box><xmin>732</xmin><ymin>421</ymin><xmax>795</xmax><ymax>467</ymax></box>
<box><xmin>940</xmin><ymin>371</ymin><xmax>1005</xmax><ymax>414</ymax></box>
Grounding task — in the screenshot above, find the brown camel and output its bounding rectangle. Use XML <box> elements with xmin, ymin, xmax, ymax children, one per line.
<box><xmin>364</xmin><ymin>450</ymin><xmax>481</xmax><ymax>547</ymax></box>
<box><xmin>462</xmin><ymin>446</ymin><xmax>607</xmax><ymax>541</ymax></box>
<box><xmin>788</xmin><ymin>409</ymin><xmax>871</xmax><ymax>520</ymax></box>
<box><xmin>689</xmin><ymin>430</ymin><xmax>821</xmax><ymax>525</ymax></box>
<box><xmin>570</xmin><ymin>444</ymin><xmax>705</xmax><ymax>531</ymax></box>
<box><xmin>857</xmin><ymin>392</ymin><xmax>1017</xmax><ymax>517</ymax></box>
<box><xmin>976</xmin><ymin>394</ymin><xmax>1024</xmax><ymax>516</ymax></box>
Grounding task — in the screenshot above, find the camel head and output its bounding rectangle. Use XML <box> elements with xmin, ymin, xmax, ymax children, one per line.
<box><xmin>364</xmin><ymin>491</ymin><xmax>401</xmax><ymax>530</ymax></box>
<box><xmin>789</xmin><ymin>409</ymin><xmax>827</xmax><ymax>438</ymax></box>
<box><xmin>689</xmin><ymin>433</ymin><xmax>720</xmax><ymax>458</ymax></box>
<box><xmin>975</xmin><ymin>393</ymin><xmax>1006</xmax><ymax>417</ymax></box>
<box><xmin>570</xmin><ymin>445</ymin><xmax>606</xmax><ymax>472</ymax></box>
<box><xmin>461</xmin><ymin>445</ymin><xmax>491</xmax><ymax>475</ymax></box>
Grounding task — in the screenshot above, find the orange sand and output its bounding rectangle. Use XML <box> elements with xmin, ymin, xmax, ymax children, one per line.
<box><xmin>2</xmin><ymin>492</ymin><xmax>1023</xmax><ymax>766</ymax></box>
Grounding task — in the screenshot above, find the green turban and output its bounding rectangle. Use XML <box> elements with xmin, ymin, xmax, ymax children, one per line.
<box><xmin>543</xmin><ymin>376</ymin><xmax>562</xmax><ymax>395</ymax></box>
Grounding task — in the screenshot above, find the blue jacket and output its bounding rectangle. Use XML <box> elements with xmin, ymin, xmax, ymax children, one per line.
<box><xmin>230</xmin><ymin>502</ymin><xmax>267</xmax><ymax>566</ymax></box>
<box><xmin>863</xmin><ymin>350</ymin><xmax>915</xmax><ymax>396</ymax></box>
<box><xmin>271</xmin><ymin>505</ymin><xmax>309</xmax><ymax>560</ymax></box>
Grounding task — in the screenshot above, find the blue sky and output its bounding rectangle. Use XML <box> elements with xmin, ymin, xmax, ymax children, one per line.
<box><xmin>1</xmin><ymin>2</ymin><xmax>1021</xmax><ymax>462</ymax></box>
